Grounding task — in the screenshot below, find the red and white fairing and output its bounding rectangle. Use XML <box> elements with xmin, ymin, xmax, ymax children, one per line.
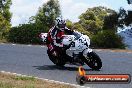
<box><xmin>40</xmin><ymin>31</ymin><xmax>92</xmax><ymax>57</ymax></box>
<box><xmin>39</xmin><ymin>33</ymin><xmax>48</xmax><ymax>43</ymax></box>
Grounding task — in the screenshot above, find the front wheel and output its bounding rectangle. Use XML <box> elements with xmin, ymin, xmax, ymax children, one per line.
<box><xmin>47</xmin><ymin>50</ymin><xmax>66</xmax><ymax>67</ymax></box>
<box><xmin>84</xmin><ymin>51</ymin><xmax>102</xmax><ymax>70</ymax></box>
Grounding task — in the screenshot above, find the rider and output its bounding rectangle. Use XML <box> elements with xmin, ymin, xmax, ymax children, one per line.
<box><xmin>47</xmin><ymin>18</ymin><xmax>73</xmax><ymax>57</ymax></box>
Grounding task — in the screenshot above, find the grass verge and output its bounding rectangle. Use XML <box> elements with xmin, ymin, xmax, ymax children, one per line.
<box><xmin>0</xmin><ymin>39</ymin><xmax>8</xmax><ymax>43</ymax></box>
<box><xmin>0</xmin><ymin>72</ymin><xmax>76</xmax><ymax>88</ymax></box>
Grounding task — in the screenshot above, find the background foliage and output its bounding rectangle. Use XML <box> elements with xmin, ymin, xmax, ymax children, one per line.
<box><xmin>7</xmin><ymin>0</ymin><xmax>61</xmax><ymax>44</ymax></box>
<box><xmin>1</xmin><ymin>0</ymin><xmax>132</xmax><ymax>48</ymax></box>
<box><xmin>91</xmin><ymin>30</ymin><xmax>125</xmax><ymax>49</ymax></box>
<box><xmin>7</xmin><ymin>23</ymin><xmax>48</xmax><ymax>44</ymax></box>
<box><xmin>0</xmin><ymin>0</ymin><xmax>12</xmax><ymax>39</ymax></box>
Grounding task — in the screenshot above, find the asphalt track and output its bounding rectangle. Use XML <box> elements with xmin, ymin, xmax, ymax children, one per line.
<box><xmin>0</xmin><ymin>43</ymin><xmax>132</xmax><ymax>88</ymax></box>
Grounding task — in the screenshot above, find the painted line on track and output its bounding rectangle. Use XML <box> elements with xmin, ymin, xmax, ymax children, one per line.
<box><xmin>0</xmin><ymin>43</ymin><xmax>5</xmax><ymax>44</ymax></box>
<box><xmin>95</xmin><ymin>49</ymin><xmax>132</xmax><ymax>54</ymax></box>
<box><xmin>27</xmin><ymin>45</ymin><xmax>32</xmax><ymax>46</ymax></box>
<box><xmin>0</xmin><ymin>71</ymin><xmax>89</xmax><ymax>88</ymax></box>
<box><xmin>95</xmin><ymin>50</ymin><xmax>102</xmax><ymax>52</ymax></box>
<box><xmin>12</xmin><ymin>44</ymin><xmax>16</xmax><ymax>45</ymax></box>
<box><xmin>0</xmin><ymin>43</ymin><xmax>46</xmax><ymax>48</ymax></box>
<box><xmin>1</xmin><ymin>43</ymin><xmax>132</xmax><ymax>54</ymax></box>
<box><xmin>41</xmin><ymin>45</ymin><xmax>46</xmax><ymax>47</ymax></box>
<box><xmin>127</xmin><ymin>52</ymin><xmax>132</xmax><ymax>54</ymax></box>
<box><xmin>10</xmin><ymin>43</ymin><xmax>46</xmax><ymax>48</ymax></box>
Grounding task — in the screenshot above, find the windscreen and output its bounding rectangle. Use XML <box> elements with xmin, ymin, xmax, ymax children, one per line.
<box><xmin>72</xmin><ymin>31</ymin><xmax>82</xmax><ymax>40</ymax></box>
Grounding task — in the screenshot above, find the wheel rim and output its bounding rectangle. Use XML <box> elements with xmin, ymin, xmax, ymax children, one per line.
<box><xmin>86</xmin><ymin>56</ymin><xmax>98</xmax><ymax>67</ymax></box>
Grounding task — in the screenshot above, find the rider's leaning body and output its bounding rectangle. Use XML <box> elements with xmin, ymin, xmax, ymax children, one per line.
<box><xmin>47</xmin><ymin>19</ymin><xmax>73</xmax><ymax>52</ymax></box>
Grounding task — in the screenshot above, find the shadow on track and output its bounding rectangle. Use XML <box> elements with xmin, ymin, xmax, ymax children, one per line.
<box><xmin>33</xmin><ymin>65</ymin><xmax>93</xmax><ymax>71</ymax></box>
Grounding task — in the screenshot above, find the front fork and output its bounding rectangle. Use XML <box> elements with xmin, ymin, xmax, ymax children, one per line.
<box><xmin>83</xmin><ymin>48</ymin><xmax>93</xmax><ymax>58</ymax></box>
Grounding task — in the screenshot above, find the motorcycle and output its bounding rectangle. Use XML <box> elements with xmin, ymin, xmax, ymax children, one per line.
<box><xmin>39</xmin><ymin>31</ymin><xmax>102</xmax><ymax>70</ymax></box>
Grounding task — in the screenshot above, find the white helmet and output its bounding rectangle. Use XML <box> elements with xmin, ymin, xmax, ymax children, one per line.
<box><xmin>55</xmin><ymin>18</ymin><xmax>66</xmax><ymax>30</ymax></box>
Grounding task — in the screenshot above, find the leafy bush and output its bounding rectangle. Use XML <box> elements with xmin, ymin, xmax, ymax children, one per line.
<box><xmin>91</xmin><ymin>30</ymin><xmax>125</xmax><ymax>49</ymax></box>
<box><xmin>7</xmin><ymin>23</ymin><xmax>48</xmax><ymax>44</ymax></box>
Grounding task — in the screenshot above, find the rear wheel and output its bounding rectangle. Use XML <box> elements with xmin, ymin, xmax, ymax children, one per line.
<box><xmin>84</xmin><ymin>51</ymin><xmax>102</xmax><ymax>70</ymax></box>
<box><xmin>47</xmin><ymin>50</ymin><xmax>65</xmax><ymax>67</ymax></box>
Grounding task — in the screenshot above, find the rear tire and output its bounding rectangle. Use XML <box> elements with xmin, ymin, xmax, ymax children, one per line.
<box><xmin>84</xmin><ymin>51</ymin><xmax>102</xmax><ymax>70</ymax></box>
<box><xmin>47</xmin><ymin>50</ymin><xmax>65</xmax><ymax>67</ymax></box>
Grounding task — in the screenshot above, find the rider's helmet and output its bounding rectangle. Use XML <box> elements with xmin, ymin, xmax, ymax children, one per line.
<box><xmin>55</xmin><ymin>18</ymin><xmax>66</xmax><ymax>31</ymax></box>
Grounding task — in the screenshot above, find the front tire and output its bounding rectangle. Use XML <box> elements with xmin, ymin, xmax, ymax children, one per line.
<box><xmin>47</xmin><ymin>50</ymin><xmax>65</xmax><ymax>67</ymax></box>
<box><xmin>84</xmin><ymin>51</ymin><xmax>102</xmax><ymax>70</ymax></box>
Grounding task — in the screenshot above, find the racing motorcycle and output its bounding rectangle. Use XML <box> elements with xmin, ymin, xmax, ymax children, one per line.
<box><xmin>39</xmin><ymin>31</ymin><xmax>102</xmax><ymax>70</ymax></box>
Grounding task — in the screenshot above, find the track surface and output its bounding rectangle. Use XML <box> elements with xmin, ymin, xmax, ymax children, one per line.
<box><xmin>0</xmin><ymin>43</ymin><xmax>132</xmax><ymax>88</ymax></box>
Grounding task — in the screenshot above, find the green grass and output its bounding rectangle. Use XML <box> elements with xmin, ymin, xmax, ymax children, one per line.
<box><xmin>0</xmin><ymin>82</ymin><xmax>14</xmax><ymax>88</ymax></box>
<box><xmin>0</xmin><ymin>72</ymin><xmax>76</xmax><ymax>88</ymax></box>
<box><xmin>13</xmin><ymin>76</ymin><xmax>35</xmax><ymax>81</ymax></box>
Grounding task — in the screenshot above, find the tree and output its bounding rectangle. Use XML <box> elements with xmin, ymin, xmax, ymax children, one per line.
<box><xmin>78</xmin><ymin>6</ymin><xmax>125</xmax><ymax>49</ymax></box>
<box><xmin>118</xmin><ymin>7</ymin><xmax>127</xmax><ymax>28</ymax></box>
<box><xmin>0</xmin><ymin>0</ymin><xmax>12</xmax><ymax>39</ymax></box>
<box><xmin>0</xmin><ymin>0</ymin><xmax>12</xmax><ymax>22</ymax></box>
<box><xmin>118</xmin><ymin>7</ymin><xmax>132</xmax><ymax>28</ymax></box>
<box><xmin>127</xmin><ymin>0</ymin><xmax>132</xmax><ymax>4</ymax></box>
<box><xmin>66</xmin><ymin>19</ymin><xmax>73</xmax><ymax>29</ymax></box>
<box><xmin>0</xmin><ymin>14</ymin><xmax>10</xmax><ymax>31</ymax></box>
<box><xmin>79</xmin><ymin>6</ymin><xmax>116</xmax><ymax>34</ymax></box>
<box><xmin>72</xmin><ymin>22</ymin><xmax>91</xmax><ymax>36</ymax></box>
<box><xmin>126</xmin><ymin>11</ymin><xmax>132</xmax><ymax>25</ymax></box>
<box><xmin>103</xmin><ymin>12</ymin><xmax>118</xmax><ymax>31</ymax></box>
<box><xmin>34</xmin><ymin>0</ymin><xmax>61</xmax><ymax>30</ymax></box>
